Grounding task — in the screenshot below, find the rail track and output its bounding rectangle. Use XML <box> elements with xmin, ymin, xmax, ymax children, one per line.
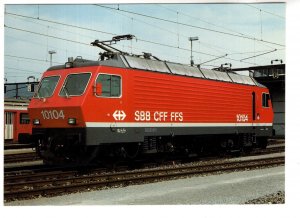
<box><xmin>4</xmin><ymin>143</ymin><xmax>34</xmax><ymax>150</ymax></box>
<box><xmin>251</xmin><ymin>144</ymin><xmax>284</xmax><ymax>155</ymax></box>
<box><xmin>4</xmin><ymin>152</ymin><xmax>40</xmax><ymax>164</ymax></box>
<box><xmin>4</xmin><ymin>143</ymin><xmax>284</xmax><ymax>177</ymax></box>
<box><xmin>4</xmin><ymin>141</ymin><xmax>284</xmax><ymax>166</ymax></box>
<box><xmin>4</xmin><ymin>154</ymin><xmax>284</xmax><ymax>202</ymax></box>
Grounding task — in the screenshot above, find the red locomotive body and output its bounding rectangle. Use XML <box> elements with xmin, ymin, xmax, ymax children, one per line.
<box><xmin>28</xmin><ymin>36</ymin><xmax>273</xmax><ymax>164</ymax></box>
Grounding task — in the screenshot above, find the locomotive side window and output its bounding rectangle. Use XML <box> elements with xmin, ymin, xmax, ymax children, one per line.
<box><xmin>20</xmin><ymin>113</ymin><xmax>30</xmax><ymax>124</ymax></box>
<box><xmin>96</xmin><ymin>74</ymin><xmax>121</xmax><ymax>97</ymax></box>
<box><xmin>262</xmin><ymin>93</ymin><xmax>270</xmax><ymax>107</ymax></box>
<box><xmin>59</xmin><ymin>73</ymin><xmax>91</xmax><ymax>96</ymax></box>
<box><xmin>35</xmin><ymin>76</ymin><xmax>60</xmax><ymax>98</ymax></box>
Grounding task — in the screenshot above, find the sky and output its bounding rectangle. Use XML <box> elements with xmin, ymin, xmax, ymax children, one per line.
<box><xmin>3</xmin><ymin>3</ymin><xmax>285</xmax><ymax>83</ymax></box>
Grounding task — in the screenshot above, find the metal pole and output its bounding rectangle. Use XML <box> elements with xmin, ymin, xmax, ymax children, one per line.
<box><xmin>48</xmin><ymin>50</ymin><xmax>56</xmax><ymax>67</ymax></box>
<box><xmin>190</xmin><ymin>40</ymin><xmax>193</xmax><ymax>66</ymax></box>
<box><xmin>188</xmin><ymin>37</ymin><xmax>198</xmax><ymax>66</ymax></box>
<box><xmin>16</xmin><ymin>84</ymin><xmax>18</xmax><ymax>99</ymax></box>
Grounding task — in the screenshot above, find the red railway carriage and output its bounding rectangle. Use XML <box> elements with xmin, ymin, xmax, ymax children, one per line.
<box><xmin>28</xmin><ymin>37</ymin><xmax>273</xmax><ymax>163</ymax></box>
<box><xmin>4</xmin><ymin>99</ymin><xmax>32</xmax><ymax>143</ymax></box>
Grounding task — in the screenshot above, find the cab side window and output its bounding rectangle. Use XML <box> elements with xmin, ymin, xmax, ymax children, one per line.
<box><xmin>96</xmin><ymin>74</ymin><xmax>121</xmax><ymax>97</ymax></box>
<box><xmin>262</xmin><ymin>93</ymin><xmax>270</xmax><ymax>107</ymax></box>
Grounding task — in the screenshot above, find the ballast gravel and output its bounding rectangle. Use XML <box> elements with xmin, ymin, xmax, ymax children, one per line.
<box><xmin>245</xmin><ymin>191</ymin><xmax>285</xmax><ymax>204</ymax></box>
<box><xmin>6</xmin><ymin>165</ymin><xmax>284</xmax><ymax>205</ymax></box>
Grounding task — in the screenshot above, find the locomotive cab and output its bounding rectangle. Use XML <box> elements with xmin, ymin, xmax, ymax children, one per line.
<box><xmin>29</xmin><ymin>65</ymin><xmax>98</xmax><ymax>164</ymax></box>
<box><xmin>29</xmin><ymin>53</ymin><xmax>127</xmax><ymax>164</ymax></box>
<box><xmin>30</xmin><ymin>70</ymin><xmax>92</xmax><ymax>128</ymax></box>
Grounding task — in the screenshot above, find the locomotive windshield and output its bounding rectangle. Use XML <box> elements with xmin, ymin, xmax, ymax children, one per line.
<box><xmin>59</xmin><ymin>73</ymin><xmax>91</xmax><ymax>97</ymax></box>
<box><xmin>35</xmin><ymin>76</ymin><xmax>60</xmax><ymax>98</ymax></box>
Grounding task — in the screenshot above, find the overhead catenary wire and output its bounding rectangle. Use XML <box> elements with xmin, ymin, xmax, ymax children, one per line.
<box><xmin>5</xmin><ymin>11</ymin><xmax>281</xmax><ymax>61</ymax></box>
<box><xmin>158</xmin><ymin>4</ymin><xmax>248</xmax><ymax>37</ymax></box>
<box><xmin>157</xmin><ymin>4</ymin><xmax>278</xmax><ymax>51</ymax></box>
<box><xmin>6</xmin><ymin>10</ymin><xmax>207</xmax><ymax>66</ymax></box>
<box><xmin>5</xmin><ymin>23</ymin><xmax>262</xmax><ymax>66</ymax></box>
<box><xmin>5</xmin><ymin>54</ymin><xmax>63</xmax><ymax>65</ymax></box>
<box><xmin>105</xmin><ymin>8</ymin><xmax>230</xmax><ymax>57</ymax></box>
<box><xmin>113</xmin><ymin>5</ymin><xmax>280</xmax><ymax>57</ymax></box>
<box><xmin>5</xmin><ymin>11</ymin><xmax>225</xmax><ymax>58</ymax></box>
<box><xmin>104</xmin><ymin>6</ymin><xmax>242</xmax><ymax>56</ymax></box>
<box><xmin>95</xmin><ymin>4</ymin><xmax>285</xmax><ymax>47</ymax></box>
<box><xmin>5</xmin><ymin>24</ymin><xmax>192</xmax><ymax>66</ymax></box>
<box><xmin>246</xmin><ymin>4</ymin><xmax>285</xmax><ymax>20</ymax></box>
<box><xmin>4</xmin><ymin>22</ymin><xmax>204</xmax><ymax>66</ymax></box>
<box><xmin>5</xmin><ymin>67</ymin><xmax>42</xmax><ymax>74</ymax></box>
<box><xmin>5</xmin><ymin>8</ymin><xmax>283</xmax><ymax>69</ymax></box>
<box><xmin>3</xmin><ymin>5</ymin><xmax>285</xmax><ymax>84</ymax></box>
<box><xmin>4</xmin><ymin>24</ymin><xmax>216</xmax><ymax>58</ymax></box>
<box><xmin>5</xmin><ymin>37</ymin><xmax>94</xmax><ymax>62</ymax></box>
<box><xmin>5</xmin><ymin>19</ymin><xmax>98</xmax><ymax>60</ymax></box>
<box><xmin>5</xmin><ymin>25</ymin><xmax>90</xmax><ymax>46</ymax></box>
<box><xmin>5</xmin><ymin>11</ymin><xmax>114</xmax><ymax>36</ymax></box>
<box><xmin>6</xmin><ymin>11</ymin><xmax>281</xmax><ymax>59</ymax></box>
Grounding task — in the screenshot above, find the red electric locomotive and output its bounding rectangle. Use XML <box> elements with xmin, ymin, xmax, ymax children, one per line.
<box><xmin>28</xmin><ymin>35</ymin><xmax>273</xmax><ymax>164</ymax></box>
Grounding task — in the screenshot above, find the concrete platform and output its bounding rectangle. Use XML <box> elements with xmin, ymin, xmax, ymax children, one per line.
<box><xmin>4</xmin><ymin>148</ymin><xmax>35</xmax><ymax>155</ymax></box>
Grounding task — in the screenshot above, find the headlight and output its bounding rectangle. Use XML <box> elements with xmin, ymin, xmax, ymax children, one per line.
<box><xmin>65</xmin><ymin>62</ymin><xmax>73</xmax><ymax>68</ymax></box>
<box><xmin>68</xmin><ymin>118</ymin><xmax>77</xmax><ymax>125</ymax></box>
<box><xmin>33</xmin><ymin>119</ymin><xmax>40</xmax><ymax>125</ymax></box>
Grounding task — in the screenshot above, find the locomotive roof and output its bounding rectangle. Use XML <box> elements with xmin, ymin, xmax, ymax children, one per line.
<box><xmin>47</xmin><ymin>53</ymin><xmax>264</xmax><ymax>87</ymax></box>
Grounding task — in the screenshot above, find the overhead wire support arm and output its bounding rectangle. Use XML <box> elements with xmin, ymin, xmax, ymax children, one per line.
<box><xmin>240</xmin><ymin>49</ymin><xmax>277</xmax><ymax>61</ymax></box>
<box><xmin>197</xmin><ymin>54</ymin><xmax>228</xmax><ymax>67</ymax></box>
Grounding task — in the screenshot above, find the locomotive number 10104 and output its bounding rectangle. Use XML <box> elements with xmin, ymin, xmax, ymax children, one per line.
<box><xmin>41</xmin><ymin>110</ymin><xmax>65</xmax><ymax>120</ymax></box>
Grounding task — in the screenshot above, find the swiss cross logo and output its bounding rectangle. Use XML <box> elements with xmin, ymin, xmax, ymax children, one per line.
<box><xmin>113</xmin><ymin>110</ymin><xmax>126</xmax><ymax>121</ymax></box>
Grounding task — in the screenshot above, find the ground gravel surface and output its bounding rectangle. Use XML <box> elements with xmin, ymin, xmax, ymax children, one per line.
<box><xmin>5</xmin><ymin>165</ymin><xmax>284</xmax><ymax>205</ymax></box>
<box><xmin>245</xmin><ymin>191</ymin><xmax>285</xmax><ymax>204</ymax></box>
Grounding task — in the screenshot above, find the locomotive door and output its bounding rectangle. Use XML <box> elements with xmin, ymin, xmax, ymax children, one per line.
<box><xmin>4</xmin><ymin>112</ymin><xmax>14</xmax><ymax>140</ymax></box>
<box><xmin>252</xmin><ymin>92</ymin><xmax>256</xmax><ymax>122</ymax></box>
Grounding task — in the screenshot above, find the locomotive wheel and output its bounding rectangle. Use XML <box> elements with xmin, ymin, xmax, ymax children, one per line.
<box><xmin>41</xmin><ymin>135</ymin><xmax>69</xmax><ymax>165</ymax></box>
<box><xmin>220</xmin><ymin>138</ymin><xmax>241</xmax><ymax>155</ymax></box>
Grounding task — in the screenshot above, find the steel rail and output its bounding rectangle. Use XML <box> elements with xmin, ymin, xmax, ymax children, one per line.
<box><xmin>4</xmin><ymin>156</ymin><xmax>284</xmax><ymax>201</ymax></box>
<box><xmin>4</xmin><ymin>153</ymin><xmax>40</xmax><ymax>164</ymax></box>
<box><xmin>4</xmin><ymin>144</ymin><xmax>284</xmax><ymax>182</ymax></box>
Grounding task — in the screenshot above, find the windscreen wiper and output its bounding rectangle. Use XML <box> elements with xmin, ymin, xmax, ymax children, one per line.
<box><xmin>62</xmin><ymin>85</ymin><xmax>70</xmax><ymax>98</ymax></box>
